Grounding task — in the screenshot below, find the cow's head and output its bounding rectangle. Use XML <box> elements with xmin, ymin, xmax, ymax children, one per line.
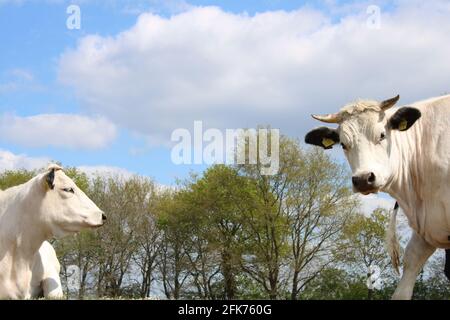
<box><xmin>305</xmin><ymin>95</ymin><xmax>421</xmax><ymax>195</ymax></box>
<box><xmin>40</xmin><ymin>164</ymin><xmax>106</xmax><ymax>237</ymax></box>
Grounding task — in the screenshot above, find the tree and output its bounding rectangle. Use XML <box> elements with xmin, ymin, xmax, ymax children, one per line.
<box><xmin>129</xmin><ymin>178</ymin><xmax>161</xmax><ymax>298</ymax></box>
<box><xmin>157</xmin><ymin>190</ymin><xmax>192</xmax><ymax>299</ymax></box>
<box><xmin>236</xmin><ymin>133</ymin><xmax>292</xmax><ymax>300</ymax></box>
<box><xmin>92</xmin><ymin>176</ymin><xmax>150</xmax><ymax>297</ymax></box>
<box><xmin>57</xmin><ymin>230</ymin><xmax>102</xmax><ymax>299</ymax></box>
<box><xmin>300</xmin><ymin>268</ymin><xmax>368</xmax><ymax>300</ymax></box>
<box><xmin>286</xmin><ymin>147</ymin><xmax>357</xmax><ymax>300</ymax></box>
<box><xmin>336</xmin><ymin>208</ymin><xmax>396</xmax><ymax>299</ymax></box>
<box><xmin>238</xmin><ymin>135</ymin><xmax>357</xmax><ymax>300</ymax></box>
<box><xmin>180</xmin><ymin>165</ymin><xmax>258</xmax><ymax>299</ymax></box>
<box><xmin>0</xmin><ymin>169</ymin><xmax>37</xmax><ymax>190</ymax></box>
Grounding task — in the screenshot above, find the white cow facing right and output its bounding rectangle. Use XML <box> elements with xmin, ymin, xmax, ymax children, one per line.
<box><xmin>0</xmin><ymin>164</ymin><xmax>106</xmax><ymax>299</ymax></box>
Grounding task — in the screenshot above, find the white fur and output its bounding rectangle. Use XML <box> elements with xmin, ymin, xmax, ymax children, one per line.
<box><xmin>0</xmin><ymin>165</ymin><xmax>104</xmax><ymax>299</ymax></box>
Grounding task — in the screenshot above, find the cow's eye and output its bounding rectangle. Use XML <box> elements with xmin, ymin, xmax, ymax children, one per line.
<box><xmin>63</xmin><ymin>187</ymin><xmax>75</xmax><ymax>194</ymax></box>
<box><xmin>340</xmin><ymin>143</ymin><xmax>348</xmax><ymax>150</ymax></box>
<box><xmin>380</xmin><ymin>133</ymin><xmax>386</xmax><ymax>141</ymax></box>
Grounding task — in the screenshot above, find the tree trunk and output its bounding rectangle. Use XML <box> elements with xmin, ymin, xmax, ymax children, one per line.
<box><xmin>291</xmin><ymin>271</ymin><xmax>299</xmax><ymax>300</ymax></box>
<box><xmin>221</xmin><ymin>249</ymin><xmax>235</xmax><ymax>299</ymax></box>
<box><xmin>368</xmin><ymin>288</ymin><xmax>373</xmax><ymax>300</ymax></box>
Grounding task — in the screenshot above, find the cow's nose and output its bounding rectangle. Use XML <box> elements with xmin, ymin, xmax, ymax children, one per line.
<box><xmin>102</xmin><ymin>213</ymin><xmax>107</xmax><ymax>221</ymax></box>
<box><xmin>352</xmin><ymin>172</ymin><xmax>376</xmax><ymax>191</ymax></box>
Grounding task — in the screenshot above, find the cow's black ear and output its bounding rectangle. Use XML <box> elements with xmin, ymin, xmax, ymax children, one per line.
<box><xmin>305</xmin><ymin>127</ymin><xmax>340</xmax><ymax>149</ymax></box>
<box><xmin>389</xmin><ymin>107</ymin><xmax>421</xmax><ymax>131</ymax></box>
<box><xmin>46</xmin><ymin>169</ymin><xmax>55</xmax><ymax>190</ymax></box>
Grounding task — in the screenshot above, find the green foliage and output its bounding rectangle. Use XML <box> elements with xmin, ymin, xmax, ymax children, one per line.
<box><xmin>236</xmin><ymin>135</ymin><xmax>357</xmax><ymax>300</ymax></box>
<box><xmin>413</xmin><ymin>258</ymin><xmax>450</xmax><ymax>300</ymax></box>
<box><xmin>171</xmin><ymin>165</ymin><xmax>261</xmax><ymax>299</ymax></box>
<box><xmin>0</xmin><ymin>169</ymin><xmax>36</xmax><ymax>190</ymax></box>
<box><xmin>336</xmin><ymin>208</ymin><xmax>394</xmax><ymax>277</ymax></box>
<box><xmin>301</xmin><ymin>268</ymin><xmax>397</xmax><ymax>300</ymax></box>
<box><xmin>235</xmin><ymin>274</ymin><xmax>270</xmax><ymax>300</ymax></box>
<box><xmin>301</xmin><ymin>268</ymin><xmax>367</xmax><ymax>300</ymax></box>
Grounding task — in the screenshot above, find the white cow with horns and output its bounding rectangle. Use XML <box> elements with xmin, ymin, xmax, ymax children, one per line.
<box><xmin>305</xmin><ymin>94</ymin><xmax>450</xmax><ymax>300</ymax></box>
<box><xmin>0</xmin><ymin>164</ymin><xmax>106</xmax><ymax>299</ymax></box>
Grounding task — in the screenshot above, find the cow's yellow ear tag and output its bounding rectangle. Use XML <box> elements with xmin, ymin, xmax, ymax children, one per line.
<box><xmin>399</xmin><ymin>119</ymin><xmax>408</xmax><ymax>131</ymax></box>
<box><xmin>322</xmin><ymin>138</ymin><xmax>335</xmax><ymax>148</ymax></box>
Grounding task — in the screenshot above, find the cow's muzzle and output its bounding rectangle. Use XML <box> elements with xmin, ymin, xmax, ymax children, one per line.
<box><xmin>352</xmin><ymin>172</ymin><xmax>378</xmax><ymax>194</ymax></box>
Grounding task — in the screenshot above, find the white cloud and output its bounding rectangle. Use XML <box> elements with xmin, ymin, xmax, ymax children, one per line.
<box><xmin>0</xmin><ymin>149</ymin><xmax>50</xmax><ymax>172</ymax></box>
<box><xmin>59</xmin><ymin>2</ymin><xmax>450</xmax><ymax>145</ymax></box>
<box><xmin>0</xmin><ymin>68</ymin><xmax>41</xmax><ymax>94</ymax></box>
<box><xmin>357</xmin><ymin>193</ymin><xmax>394</xmax><ymax>215</ymax></box>
<box><xmin>121</xmin><ymin>0</ymin><xmax>193</xmax><ymax>15</ymax></box>
<box><xmin>9</xmin><ymin>68</ymin><xmax>34</xmax><ymax>81</ymax></box>
<box><xmin>0</xmin><ymin>113</ymin><xmax>117</xmax><ymax>150</ymax></box>
<box><xmin>77</xmin><ymin>165</ymin><xmax>134</xmax><ymax>179</ymax></box>
<box><xmin>0</xmin><ymin>149</ymin><xmax>137</xmax><ymax>181</ymax></box>
<box><xmin>358</xmin><ymin>193</ymin><xmax>413</xmax><ymax>247</ymax></box>
<box><xmin>78</xmin><ymin>166</ymin><xmax>178</xmax><ymax>193</ymax></box>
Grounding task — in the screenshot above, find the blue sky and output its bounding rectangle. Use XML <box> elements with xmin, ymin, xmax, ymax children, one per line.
<box><xmin>1</xmin><ymin>0</ymin><xmax>449</xmax><ymax>213</ymax></box>
<box><xmin>0</xmin><ymin>0</ymin><xmax>210</xmax><ymax>183</ymax></box>
<box><xmin>0</xmin><ymin>0</ymin><xmax>339</xmax><ymax>183</ymax></box>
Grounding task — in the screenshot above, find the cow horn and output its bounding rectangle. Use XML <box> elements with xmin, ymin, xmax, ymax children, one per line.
<box><xmin>311</xmin><ymin>113</ymin><xmax>341</xmax><ymax>124</ymax></box>
<box><xmin>381</xmin><ymin>95</ymin><xmax>400</xmax><ymax>110</ymax></box>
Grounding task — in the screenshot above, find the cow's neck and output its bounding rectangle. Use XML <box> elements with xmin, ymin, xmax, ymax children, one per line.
<box><xmin>385</xmin><ymin>125</ymin><xmax>424</xmax><ymax>231</ymax></box>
